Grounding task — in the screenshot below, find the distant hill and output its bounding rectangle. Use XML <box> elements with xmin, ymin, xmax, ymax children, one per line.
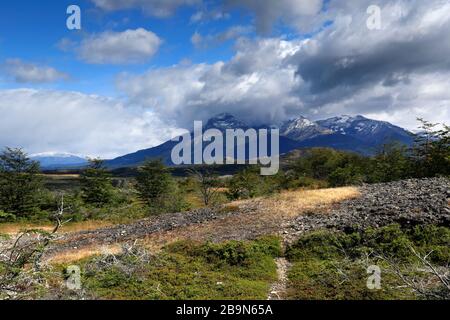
<box><xmin>31</xmin><ymin>152</ymin><xmax>88</xmax><ymax>169</ymax></box>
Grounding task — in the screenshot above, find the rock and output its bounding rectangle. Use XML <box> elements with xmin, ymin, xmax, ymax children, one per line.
<box><xmin>289</xmin><ymin>177</ymin><xmax>450</xmax><ymax>233</ymax></box>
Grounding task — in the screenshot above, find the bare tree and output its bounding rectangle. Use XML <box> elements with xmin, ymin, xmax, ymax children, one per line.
<box><xmin>0</xmin><ymin>194</ymin><xmax>70</xmax><ymax>299</ymax></box>
<box><xmin>188</xmin><ymin>168</ymin><xmax>220</xmax><ymax>206</ymax></box>
<box><xmin>375</xmin><ymin>245</ymin><xmax>450</xmax><ymax>300</ymax></box>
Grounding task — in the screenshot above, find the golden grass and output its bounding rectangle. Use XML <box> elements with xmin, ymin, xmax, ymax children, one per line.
<box><xmin>141</xmin><ymin>186</ymin><xmax>360</xmax><ymax>251</ymax></box>
<box><xmin>0</xmin><ymin>220</ymin><xmax>113</xmax><ymax>235</ymax></box>
<box><xmin>48</xmin><ymin>244</ymin><xmax>122</xmax><ymax>265</ymax></box>
<box><xmin>257</xmin><ymin>187</ymin><xmax>360</xmax><ymax>219</ymax></box>
<box><xmin>39</xmin><ymin>174</ymin><xmax>80</xmax><ymax>179</ymax></box>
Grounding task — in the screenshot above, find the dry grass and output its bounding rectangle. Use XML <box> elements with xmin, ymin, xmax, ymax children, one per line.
<box><xmin>142</xmin><ymin>186</ymin><xmax>360</xmax><ymax>251</ymax></box>
<box><xmin>39</xmin><ymin>174</ymin><xmax>80</xmax><ymax>179</ymax></box>
<box><xmin>0</xmin><ymin>220</ymin><xmax>113</xmax><ymax>235</ymax></box>
<box><xmin>256</xmin><ymin>187</ymin><xmax>360</xmax><ymax>219</ymax></box>
<box><xmin>48</xmin><ymin>244</ymin><xmax>122</xmax><ymax>265</ymax></box>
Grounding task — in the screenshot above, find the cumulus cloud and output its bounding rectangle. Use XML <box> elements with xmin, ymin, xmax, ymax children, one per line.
<box><xmin>0</xmin><ymin>89</ymin><xmax>183</xmax><ymax>158</ymax></box>
<box><xmin>4</xmin><ymin>0</ymin><xmax>450</xmax><ymax>159</ymax></box>
<box><xmin>225</xmin><ymin>0</ymin><xmax>324</xmax><ymax>34</ymax></box>
<box><xmin>78</xmin><ymin>28</ymin><xmax>162</xmax><ymax>64</ymax></box>
<box><xmin>291</xmin><ymin>1</ymin><xmax>450</xmax><ymax>97</ymax></box>
<box><xmin>2</xmin><ymin>59</ymin><xmax>69</xmax><ymax>83</ymax></box>
<box><xmin>91</xmin><ymin>0</ymin><xmax>200</xmax><ymax>18</ymax></box>
<box><xmin>116</xmin><ymin>0</ymin><xmax>450</xmax><ymax>130</ymax></box>
<box><xmin>191</xmin><ymin>26</ymin><xmax>253</xmax><ymax>48</ymax></box>
<box><xmin>117</xmin><ymin>38</ymin><xmax>303</xmax><ymax>126</ymax></box>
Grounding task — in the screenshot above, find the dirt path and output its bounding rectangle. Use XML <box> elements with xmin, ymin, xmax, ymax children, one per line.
<box><xmin>268</xmin><ymin>258</ymin><xmax>292</xmax><ymax>300</ymax></box>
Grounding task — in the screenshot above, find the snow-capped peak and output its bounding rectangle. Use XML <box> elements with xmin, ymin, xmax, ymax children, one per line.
<box><xmin>205</xmin><ymin>113</ymin><xmax>249</xmax><ymax>130</ymax></box>
<box><xmin>280</xmin><ymin>116</ymin><xmax>331</xmax><ymax>141</ymax></box>
<box><xmin>30</xmin><ymin>152</ymin><xmax>84</xmax><ymax>158</ymax></box>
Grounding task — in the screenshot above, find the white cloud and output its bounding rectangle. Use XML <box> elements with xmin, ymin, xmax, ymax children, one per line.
<box><xmin>117</xmin><ymin>38</ymin><xmax>304</xmax><ymax>126</ymax></box>
<box><xmin>0</xmin><ymin>89</ymin><xmax>183</xmax><ymax>158</ymax></box>
<box><xmin>191</xmin><ymin>26</ymin><xmax>253</xmax><ymax>48</ymax></box>
<box><xmin>91</xmin><ymin>0</ymin><xmax>200</xmax><ymax>18</ymax></box>
<box><xmin>78</xmin><ymin>28</ymin><xmax>162</xmax><ymax>65</ymax></box>
<box><xmin>191</xmin><ymin>32</ymin><xmax>203</xmax><ymax>47</ymax></box>
<box><xmin>2</xmin><ymin>59</ymin><xmax>68</xmax><ymax>83</ymax></box>
<box><xmin>3</xmin><ymin>0</ymin><xmax>450</xmax><ymax>160</ymax></box>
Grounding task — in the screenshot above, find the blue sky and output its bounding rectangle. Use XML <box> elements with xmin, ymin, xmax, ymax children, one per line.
<box><xmin>0</xmin><ymin>0</ymin><xmax>257</xmax><ymax>95</ymax></box>
<box><xmin>0</xmin><ymin>0</ymin><xmax>449</xmax><ymax>157</ymax></box>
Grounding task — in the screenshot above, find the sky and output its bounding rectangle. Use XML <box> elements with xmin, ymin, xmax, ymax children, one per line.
<box><xmin>0</xmin><ymin>0</ymin><xmax>449</xmax><ymax>158</ymax></box>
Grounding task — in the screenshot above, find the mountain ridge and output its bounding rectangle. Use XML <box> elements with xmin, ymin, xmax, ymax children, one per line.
<box><xmin>104</xmin><ymin>113</ymin><xmax>414</xmax><ymax>168</ymax></box>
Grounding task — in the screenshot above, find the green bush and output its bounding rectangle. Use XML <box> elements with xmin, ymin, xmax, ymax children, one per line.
<box><xmin>328</xmin><ymin>166</ymin><xmax>364</xmax><ymax>187</ymax></box>
<box><xmin>285</xmin><ymin>224</ymin><xmax>450</xmax><ymax>300</ymax></box>
<box><xmin>82</xmin><ymin>238</ymin><xmax>280</xmax><ymax>300</ymax></box>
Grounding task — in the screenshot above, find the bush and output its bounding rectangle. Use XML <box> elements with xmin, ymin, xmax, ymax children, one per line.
<box><xmin>136</xmin><ymin>160</ymin><xmax>189</xmax><ymax>214</ymax></box>
<box><xmin>328</xmin><ymin>166</ymin><xmax>364</xmax><ymax>187</ymax></box>
<box><xmin>285</xmin><ymin>224</ymin><xmax>450</xmax><ymax>300</ymax></box>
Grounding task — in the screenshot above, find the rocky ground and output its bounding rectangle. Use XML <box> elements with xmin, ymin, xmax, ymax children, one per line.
<box><xmin>285</xmin><ymin>178</ymin><xmax>450</xmax><ymax>242</ymax></box>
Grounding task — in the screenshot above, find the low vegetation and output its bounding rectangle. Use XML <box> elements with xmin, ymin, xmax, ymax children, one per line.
<box><xmin>286</xmin><ymin>224</ymin><xmax>450</xmax><ymax>300</ymax></box>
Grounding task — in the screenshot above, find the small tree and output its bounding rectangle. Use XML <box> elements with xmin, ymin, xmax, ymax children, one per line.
<box><xmin>80</xmin><ymin>159</ymin><xmax>114</xmax><ymax>206</ymax></box>
<box><xmin>0</xmin><ymin>148</ymin><xmax>42</xmax><ymax>218</ymax></box>
<box><xmin>135</xmin><ymin>159</ymin><xmax>174</xmax><ymax>211</ymax></box>
<box><xmin>188</xmin><ymin>168</ymin><xmax>220</xmax><ymax>206</ymax></box>
<box><xmin>367</xmin><ymin>143</ymin><xmax>411</xmax><ymax>183</ymax></box>
<box><xmin>412</xmin><ymin>119</ymin><xmax>450</xmax><ymax>177</ymax></box>
<box><xmin>226</xmin><ymin>167</ymin><xmax>261</xmax><ymax>200</ymax></box>
<box><xmin>0</xmin><ymin>194</ymin><xmax>69</xmax><ymax>299</ymax></box>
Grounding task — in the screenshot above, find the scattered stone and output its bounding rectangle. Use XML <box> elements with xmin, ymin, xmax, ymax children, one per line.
<box><xmin>287</xmin><ymin>178</ymin><xmax>450</xmax><ymax>239</ymax></box>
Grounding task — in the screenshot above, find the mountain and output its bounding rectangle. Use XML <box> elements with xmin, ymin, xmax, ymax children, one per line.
<box><xmin>106</xmin><ymin>140</ymin><xmax>179</xmax><ymax>168</ymax></box>
<box><xmin>204</xmin><ymin>113</ymin><xmax>249</xmax><ymax>131</ymax></box>
<box><xmin>280</xmin><ymin>117</ymin><xmax>332</xmax><ymax>141</ymax></box>
<box><xmin>104</xmin><ymin>113</ymin><xmax>415</xmax><ymax>168</ymax></box>
<box><xmin>106</xmin><ymin>113</ymin><xmax>299</xmax><ymax>168</ymax></box>
<box><xmin>31</xmin><ymin>152</ymin><xmax>88</xmax><ymax>169</ymax></box>
<box><xmin>316</xmin><ymin>115</ymin><xmax>414</xmax><ymax>147</ymax></box>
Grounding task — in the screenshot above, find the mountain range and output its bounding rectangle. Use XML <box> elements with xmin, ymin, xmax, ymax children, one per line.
<box><xmin>32</xmin><ymin>114</ymin><xmax>414</xmax><ymax>169</ymax></box>
<box><xmin>104</xmin><ymin>113</ymin><xmax>414</xmax><ymax>169</ymax></box>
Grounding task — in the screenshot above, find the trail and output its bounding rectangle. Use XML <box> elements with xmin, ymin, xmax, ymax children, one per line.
<box><xmin>268</xmin><ymin>257</ymin><xmax>291</xmax><ymax>300</ymax></box>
